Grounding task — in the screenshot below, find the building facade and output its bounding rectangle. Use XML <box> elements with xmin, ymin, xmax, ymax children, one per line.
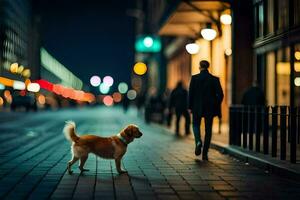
<box><xmin>0</xmin><ymin>0</ymin><xmax>40</xmax><ymax>81</ymax></box>
<box><xmin>253</xmin><ymin>0</ymin><xmax>300</xmax><ymax>107</ymax></box>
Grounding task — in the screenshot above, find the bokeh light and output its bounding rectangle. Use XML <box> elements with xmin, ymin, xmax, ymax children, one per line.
<box><xmin>0</xmin><ymin>83</ymin><xmax>5</xmax><ymax>90</ymax></box>
<box><xmin>38</xmin><ymin>95</ymin><xmax>46</xmax><ymax>105</ymax></box>
<box><xmin>0</xmin><ymin>97</ymin><xmax>4</xmax><ymax>107</ymax></box>
<box><xmin>132</xmin><ymin>76</ymin><xmax>142</xmax><ymax>91</ymax></box>
<box><xmin>118</xmin><ymin>82</ymin><xmax>128</xmax><ymax>94</ymax></box>
<box><xmin>103</xmin><ymin>76</ymin><xmax>114</xmax><ymax>87</ymax></box>
<box><xmin>17</xmin><ymin>65</ymin><xmax>24</xmax><ymax>74</ymax></box>
<box><xmin>27</xmin><ymin>83</ymin><xmax>40</xmax><ymax>92</ymax></box>
<box><xmin>90</xmin><ymin>75</ymin><xmax>101</xmax><ymax>87</ymax></box>
<box><xmin>112</xmin><ymin>92</ymin><xmax>122</xmax><ymax>103</ymax></box>
<box><xmin>127</xmin><ymin>89</ymin><xmax>137</xmax><ymax>100</ymax></box>
<box><xmin>22</xmin><ymin>69</ymin><xmax>31</xmax><ymax>78</ymax></box>
<box><xmin>294</xmin><ymin>77</ymin><xmax>300</xmax><ymax>87</ymax></box>
<box><xmin>10</xmin><ymin>63</ymin><xmax>18</xmax><ymax>73</ymax></box>
<box><xmin>143</xmin><ymin>36</ymin><xmax>154</xmax><ymax>47</ymax></box>
<box><xmin>13</xmin><ymin>81</ymin><xmax>26</xmax><ymax>90</ymax></box>
<box><xmin>99</xmin><ymin>83</ymin><xmax>110</xmax><ymax>94</ymax></box>
<box><xmin>220</xmin><ymin>14</ymin><xmax>232</xmax><ymax>25</ymax></box>
<box><xmin>295</xmin><ymin>51</ymin><xmax>300</xmax><ymax>60</ymax></box>
<box><xmin>133</xmin><ymin>62</ymin><xmax>147</xmax><ymax>75</ymax></box>
<box><xmin>103</xmin><ymin>95</ymin><xmax>114</xmax><ymax>106</ymax></box>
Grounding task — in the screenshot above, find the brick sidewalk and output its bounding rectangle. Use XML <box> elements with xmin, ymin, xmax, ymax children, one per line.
<box><xmin>0</xmin><ymin>107</ymin><xmax>300</xmax><ymax>199</ymax></box>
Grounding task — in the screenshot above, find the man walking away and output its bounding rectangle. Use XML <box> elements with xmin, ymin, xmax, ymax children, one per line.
<box><xmin>169</xmin><ymin>81</ymin><xmax>191</xmax><ymax>136</ymax></box>
<box><xmin>189</xmin><ymin>60</ymin><xmax>224</xmax><ymax>160</ymax></box>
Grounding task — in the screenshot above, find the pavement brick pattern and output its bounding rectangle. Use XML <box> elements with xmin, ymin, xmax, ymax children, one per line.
<box><xmin>0</xmin><ymin>107</ymin><xmax>299</xmax><ymax>200</ymax></box>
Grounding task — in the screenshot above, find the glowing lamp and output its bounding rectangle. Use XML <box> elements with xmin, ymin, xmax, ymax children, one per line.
<box><xmin>22</xmin><ymin>69</ymin><xmax>31</xmax><ymax>78</ymax></box>
<box><xmin>103</xmin><ymin>76</ymin><xmax>114</xmax><ymax>87</ymax></box>
<box><xmin>225</xmin><ymin>49</ymin><xmax>232</xmax><ymax>56</ymax></box>
<box><xmin>27</xmin><ymin>83</ymin><xmax>40</xmax><ymax>92</ymax></box>
<box><xmin>143</xmin><ymin>36</ymin><xmax>154</xmax><ymax>47</ymax></box>
<box><xmin>295</xmin><ymin>51</ymin><xmax>300</xmax><ymax>60</ymax></box>
<box><xmin>99</xmin><ymin>83</ymin><xmax>110</xmax><ymax>94</ymax></box>
<box><xmin>295</xmin><ymin>77</ymin><xmax>300</xmax><ymax>87</ymax></box>
<box><xmin>38</xmin><ymin>95</ymin><xmax>46</xmax><ymax>105</ymax></box>
<box><xmin>90</xmin><ymin>75</ymin><xmax>101</xmax><ymax>87</ymax></box>
<box><xmin>118</xmin><ymin>82</ymin><xmax>128</xmax><ymax>94</ymax></box>
<box><xmin>112</xmin><ymin>92</ymin><xmax>122</xmax><ymax>103</ymax></box>
<box><xmin>220</xmin><ymin>14</ymin><xmax>232</xmax><ymax>25</ymax></box>
<box><xmin>0</xmin><ymin>77</ymin><xmax>14</xmax><ymax>87</ymax></box>
<box><xmin>103</xmin><ymin>95</ymin><xmax>114</xmax><ymax>106</ymax></box>
<box><xmin>13</xmin><ymin>81</ymin><xmax>26</xmax><ymax>90</ymax></box>
<box><xmin>201</xmin><ymin>24</ymin><xmax>217</xmax><ymax>41</ymax></box>
<box><xmin>0</xmin><ymin>97</ymin><xmax>4</xmax><ymax>106</ymax></box>
<box><xmin>185</xmin><ymin>43</ymin><xmax>200</xmax><ymax>54</ymax></box>
<box><xmin>0</xmin><ymin>83</ymin><xmax>5</xmax><ymax>90</ymax></box>
<box><xmin>10</xmin><ymin>63</ymin><xmax>18</xmax><ymax>73</ymax></box>
<box><xmin>133</xmin><ymin>62</ymin><xmax>147</xmax><ymax>75</ymax></box>
<box><xmin>17</xmin><ymin>65</ymin><xmax>24</xmax><ymax>74</ymax></box>
<box><xmin>127</xmin><ymin>90</ymin><xmax>137</xmax><ymax>100</ymax></box>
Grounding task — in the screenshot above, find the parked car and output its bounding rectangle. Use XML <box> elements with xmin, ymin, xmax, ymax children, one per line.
<box><xmin>11</xmin><ymin>92</ymin><xmax>37</xmax><ymax>112</ymax></box>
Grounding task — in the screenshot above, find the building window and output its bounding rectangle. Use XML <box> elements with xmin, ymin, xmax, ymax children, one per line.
<box><xmin>276</xmin><ymin>47</ymin><xmax>290</xmax><ymax>105</ymax></box>
<box><xmin>254</xmin><ymin>2</ymin><xmax>264</xmax><ymax>38</ymax></box>
<box><xmin>294</xmin><ymin>44</ymin><xmax>300</xmax><ymax>106</ymax></box>
<box><xmin>278</xmin><ymin>0</ymin><xmax>289</xmax><ymax>30</ymax></box>
<box><xmin>266</xmin><ymin>52</ymin><xmax>276</xmax><ymax>105</ymax></box>
<box><xmin>267</xmin><ymin>0</ymin><xmax>274</xmax><ymax>33</ymax></box>
<box><xmin>295</xmin><ymin>0</ymin><xmax>300</xmax><ymax>25</ymax></box>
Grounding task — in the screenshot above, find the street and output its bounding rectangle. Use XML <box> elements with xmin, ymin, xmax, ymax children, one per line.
<box><xmin>0</xmin><ymin>107</ymin><xmax>299</xmax><ymax>200</ymax></box>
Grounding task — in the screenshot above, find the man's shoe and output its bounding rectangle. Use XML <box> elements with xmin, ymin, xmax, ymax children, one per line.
<box><xmin>202</xmin><ymin>155</ymin><xmax>208</xmax><ymax>161</ymax></box>
<box><xmin>195</xmin><ymin>142</ymin><xmax>202</xmax><ymax>156</ymax></box>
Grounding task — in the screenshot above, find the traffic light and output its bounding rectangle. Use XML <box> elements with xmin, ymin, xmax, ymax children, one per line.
<box><xmin>135</xmin><ymin>35</ymin><xmax>161</xmax><ymax>53</ymax></box>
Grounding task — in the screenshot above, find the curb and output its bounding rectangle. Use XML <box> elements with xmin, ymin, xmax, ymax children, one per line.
<box><xmin>210</xmin><ymin>141</ymin><xmax>300</xmax><ymax>181</ymax></box>
<box><xmin>151</xmin><ymin>122</ymin><xmax>300</xmax><ymax>181</ymax></box>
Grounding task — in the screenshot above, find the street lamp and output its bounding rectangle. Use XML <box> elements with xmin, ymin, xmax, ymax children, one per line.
<box><xmin>185</xmin><ymin>43</ymin><xmax>200</xmax><ymax>54</ymax></box>
<box><xmin>220</xmin><ymin>14</ymin><xmax>232</xmax><ymax>25</ymax></box>
<box><xmin>201</xmin><ymin>23</ymin><xmax>217</xmax><ymax>41</ymax></box>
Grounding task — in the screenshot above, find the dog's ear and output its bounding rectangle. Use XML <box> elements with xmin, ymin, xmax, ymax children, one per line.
<box><xmin>124</xmin><ymin>126</ymin><xmax>133</xmax><ymax>137</ymax></box>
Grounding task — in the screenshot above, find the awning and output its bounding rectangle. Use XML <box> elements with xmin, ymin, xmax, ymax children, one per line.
<box><xmin>159</xmin><ymin>0</ymin><xmax>230</xmax><ymax>38</ymax></box>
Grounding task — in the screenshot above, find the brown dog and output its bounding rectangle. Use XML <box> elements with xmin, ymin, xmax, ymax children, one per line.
<box><xmin>63</xmin><ymin>121</ymin><xmax>142</xmax><ymax>174</ymax></box>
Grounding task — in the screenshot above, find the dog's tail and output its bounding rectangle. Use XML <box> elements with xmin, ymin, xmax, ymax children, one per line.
<box><xmin>63</xmin><ymin>121</ymin><xmax>79</xmax><ymax>142</ymax></box>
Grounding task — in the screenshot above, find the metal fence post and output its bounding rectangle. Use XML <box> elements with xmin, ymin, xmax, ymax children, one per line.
<box><xmin>229</xmin><ymin>107</ymin><xmax>235</xmax><ymax>145</ymax></box>
<box><xmin>242</xmin><ymin>106</ymin><xmax>248</xmax><ymax>149</ymax></box>
<box><xmin>236</xmin><ymin>106</ymin><xmax>241</xmax><ymax>146</ymax></box>
<box><xmin>255</xmin><ymin>106</ymin><xmax>262</xmax><ymax>152</ymax></box>
<box><xmin>280</xmin><ymin>106</ymin><xmax>287</xmax><ymax>160</ymax></box>
<box><xmin>248</xmin><ymin>106</ymin><xmax>254</xmax><ymax>150</ymax></box>
<box><xmin>271</xmin><ymin>106</ymin><xmax>278</xmax><ymax>157</ymax></box>
<box><xmin>290</xmin><ymin>107</ymin><xmax>297</xmax><ymax>163</ymax></box>
<box><xmin>263</xmin><ymin>106</ymin><xmax>269</xmax><ymax>154</ymax></box>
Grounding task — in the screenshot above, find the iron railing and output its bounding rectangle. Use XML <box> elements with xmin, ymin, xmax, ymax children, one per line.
<box><xmin>229</xmin><ymin>105</ymin><xmax>299</xmax><ymax>163</ymax></box>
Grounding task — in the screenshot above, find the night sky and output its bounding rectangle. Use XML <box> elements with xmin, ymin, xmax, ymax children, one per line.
<box><xmin>37</xmin><ymin>0</ymin><xmax>135</xmax><ymax>88</ymax></box>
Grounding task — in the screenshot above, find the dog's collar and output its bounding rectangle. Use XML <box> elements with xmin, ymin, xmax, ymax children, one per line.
<box><xmin>117</xmin><ymin>133</ymin><xmax>128</xmax><ymax>146</ymax></box>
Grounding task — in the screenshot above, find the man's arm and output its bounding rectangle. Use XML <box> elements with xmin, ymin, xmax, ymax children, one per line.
<box><xmin>215</xmin><ymin>77</ymin><xmax>224</xmax><ymax>104</ymax></box>
<box><xmin>188</xmin><ymin>77</ymin><xmax>195</xmax><ymax>110</ymax></box>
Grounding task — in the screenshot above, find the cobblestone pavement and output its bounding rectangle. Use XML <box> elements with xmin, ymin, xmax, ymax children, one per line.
<box><xmin>0</xmin><ymin>107</ymin><xmax>300</xmax><ymax>200</ymax></box>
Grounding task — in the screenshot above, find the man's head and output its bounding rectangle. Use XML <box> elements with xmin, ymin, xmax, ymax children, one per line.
<box><xmin>176</xmin><ymin>81</ymin><xmax>183</xmax><ymax>88</ymax></box>
<box><xmin>199</xmin><ymin>60</ymin><xmax>210</xmax><ymax>70</ymax></box>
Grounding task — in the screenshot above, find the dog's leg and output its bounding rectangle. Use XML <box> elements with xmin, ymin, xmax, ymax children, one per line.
<box><xmin>68</xmin><ymin>156</ymin><xmax>79</xmax><ymax>174</ymax></box>
<box><xmin>115</xmin><ymin>157</ymin><xmax>127</xmax><ymax>174</ymax></box>
<box><xmin>79</xmin><ymin>155</ymin><xmax>89</xmax><ymax>173</ymax></box>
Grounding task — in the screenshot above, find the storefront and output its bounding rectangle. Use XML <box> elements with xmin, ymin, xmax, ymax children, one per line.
<box><xmin>159</xmin><ymin>1</ymin><xmax>232</xmax><ymax>123</ymax></box>
<box><xmin>253</xmin><ymin>0</ymin><xmax>300</xmax><ymax>107</ymax></box>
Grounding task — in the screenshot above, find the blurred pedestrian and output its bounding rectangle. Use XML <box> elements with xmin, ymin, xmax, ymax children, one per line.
<box><xmin>136</xmin><ymin>93</ymin><xmax>146</xmax><ymax>116</ymax></box>
<box><xmin>169</xmin><ymin>81</ymin><xmax>190</xmax><ymax>136</ymax></box>
<box><xmin>189</xmin><ymin>60</ymin><xmax>224</xmax><ymax>160</ymax></box>
<box><xmin>122</xmin><ymin>95</ymin><xmax>130</xmax><ymax>113</ymax></box>
<box><xmin>241</xmin><ymin>81</ymin><xmax>265</xmax><ymax>140</ymax></box>
<box><xmin>241</xmin><ymin>81</ymin><xmax>265</xmax><ymax>106</ymax></box>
